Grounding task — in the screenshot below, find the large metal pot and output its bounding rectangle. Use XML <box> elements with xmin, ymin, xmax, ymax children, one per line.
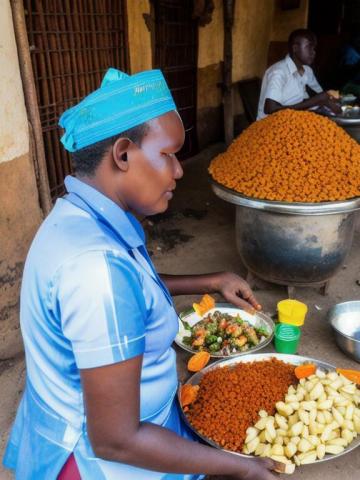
<box><xmin>212</xmin><ymin>182</ymin><xmax>360</xmax><ymax>286</ymax></box>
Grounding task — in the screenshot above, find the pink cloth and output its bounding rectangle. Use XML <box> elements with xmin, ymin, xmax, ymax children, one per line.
<box><xmin>57</xmin><ymin>453</ymin><xmax>81</xmax><ymax>480</ymax></box>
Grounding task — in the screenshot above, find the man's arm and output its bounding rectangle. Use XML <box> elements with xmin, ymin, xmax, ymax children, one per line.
<box><xmin>264</xmin><ymin>91</ymin><xmax>340</xmax><ymax>115</ymax></box>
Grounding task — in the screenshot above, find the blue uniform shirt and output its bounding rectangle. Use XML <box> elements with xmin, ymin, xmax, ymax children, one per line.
<box><xmin>3</xmin><ymin>176</ymin><xmax>202</xmax><ymax>480</ymax></box>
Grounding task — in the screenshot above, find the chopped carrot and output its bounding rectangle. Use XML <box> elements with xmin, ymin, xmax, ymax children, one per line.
<box><xmin>187</xmin><ymin>351</ymin><xmax>211</xmax><ymax>372</ymax></box>
<box><xmin>336</xmin><ymin>368</ymin><xmax>360</xmax><ymax>385</ymax></box>
<box><xmin>294</xmin><ymin>364</ymin><xmax>316</xmax><ymax>379</ymax></box>
<box><xmin>180</xmin><ymin>384</ymin><xmax>199</xmax><ymax>407</ymax></box>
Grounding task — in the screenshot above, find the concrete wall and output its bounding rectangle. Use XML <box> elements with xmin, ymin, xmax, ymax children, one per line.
<box><xmin>271</xmin><ymin>0</ymin><xmax>309</xmax><ymax>42</ymax></box>
<box><xmin>233</xmin><ymin>0</ymin><xmax>275</xmax><ymax>82</ymax></box>
<box><xmin>0</xmin><ymin>0</ymin><xmax>43</xmax><ymax>360</ymax></box>
<box><xmin>0</xmin><ymin>1</ymin><xmax>43</xmax><ymax>477</ymax></box>
<box><xmin>197</xmin><ymin>0</ymin><xmax>224</xmax><ymax>148</ymax></box>
<box><xmin>268</xmin><ymin>0</ymin><xmax>309</xmax><ymax>67</ymax></box>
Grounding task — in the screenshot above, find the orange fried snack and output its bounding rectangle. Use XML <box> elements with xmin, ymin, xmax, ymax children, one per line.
<box><xmin>193</xmin><ymin>294</ymin><xmax>215</xmax><ymax>317</ymax></box>
<box><xmin>187</xmin><ymin>351</ymin><xmax>211</xmax><ymax>372</ymax></box>
<box><xmin>209</xmin><ymin>109</ymin><xmax>360</xmax><ymax>203</ymax></box>
<box><xmin>336</xmin><ymin>368</ymin><xmax>360</xmax><ymax>384</ymax></box>
<box><xmin>180</xmin><ymin>384</ymin><xmax>200</xmax><ymax>408</ymax></box>
<box><xmin>294</xmin><ymin>364</ymin><xmax>316</xmax><ymax>379</ymax></box>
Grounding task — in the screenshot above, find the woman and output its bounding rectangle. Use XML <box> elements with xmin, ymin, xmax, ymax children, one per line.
<box><xmin>3</xmin><ymin>68</ymin><xmax>279</xmax><ymax>479</ymax></box>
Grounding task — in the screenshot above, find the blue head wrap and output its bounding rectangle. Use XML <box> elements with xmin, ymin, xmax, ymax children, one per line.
<box><xmin>59</xmin><ymin>68</ymin><xmax>176</xmax><ymax>152</ymax></box>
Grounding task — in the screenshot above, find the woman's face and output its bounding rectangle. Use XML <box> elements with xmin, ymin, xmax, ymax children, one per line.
<box><xmin>120</xmin><ymin>111</ymin><xmax>185</xmax><ymax>216</ymax></box>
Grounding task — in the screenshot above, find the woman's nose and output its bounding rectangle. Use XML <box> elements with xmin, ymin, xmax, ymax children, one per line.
<box><xmin>173</xmin><ymin>156</ymin><xmax>184</xmax><ymax>179</ymax></box>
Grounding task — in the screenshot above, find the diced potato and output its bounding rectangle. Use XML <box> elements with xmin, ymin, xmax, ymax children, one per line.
<box><xmin>276</xmin><ymin>401</ymin><xmax>293</xmax><ymax>418</ymax></box>
<box><xmin>260</xmin><ymin>444</ymin><xmax>272</xmax><ymax>458</ymax></box>
<box><xmin>330</xmin><ymin>379</ymin><xmax>343</xmax><ymax>390</ymax></box>
<box><xmin>310</xmin><ymin>382</ymin><xmax>324</xmax><ymax>400</ymax></box>
<box><xmin>290</xmin><ymin>435</ymin><xmax>301</xmax><ymax>445</ymax></box>
<box><xmin>308</xmin><ymin>435</ymin><xmax>320</xmax><ymax>447</ymax></box>
<box><xmin>274</xmin><ymin>435</ymin><xmax>284</xmax><ymax>446</ymax></box>
<box><xmin>325</xmin><ymin>444</ymin><xmax>345</xmax><ymax>455</ymax></box>
<box><xmin>323</xmin><ymin>411</ymin><xmax>334</xmax><ymax>424</ymax></box>
<box><xmin>341</xmin><ymin>428</ymin><xmax>354</xmax><ymax>444</ymax></box>
<box><xmin>297</xmin><ymin>438</ymin><xmax>313</xmax><ymax>453</ymax></box>
<box><xmin>354</xmin><ymin>415</ymin><xmax>360</xmax><ymax>434</ymax></box>
<box><xmin>285</xmin><ymin>442</ymin><xmax>297</xmax><ymax>458</ymax></box>
<box><xmin>318</xmin><ymin>399</ymin><xmax>333</xmax><ymax>410</ymax></box>
<box><xmin>246</xmin><ymin>436</ymin><xmax>260</xmax><ymax>454</ymax></box>
<box><xmin>341</xmin><ymin>384</ymin><xmax>356</xmax><ymax>395</ymax></box>
<box><xmin>255</xmin><ymin>443</ymin><xmax>266</xmax><ymax>456</ymax></box>
<box><xmin>275</xmin><ymin>413</ymin><xmax>288</xmax><ymax>431</ymax></box>
<box><xmin>299</xmin><ymin>450</ymin><xmax>317</xmax><ymax>464</ymax></box>
<box><xmin>271</xmin><ymin>444</ymin><xmax>284</xmax><ymax>456</ymax></box>
<box><xmin>317</xmin><ymin>412</ymin><xmax>326</xmax><ymax>424</ymax></box>
<box><xmin>286</xmin><ymin>394</ymin><xmax>299</xmax><ymax>403</ymax></box>
<box><xmin>290</xmin><ymin>421</ymin><xmax>304</xmax><ymax>437</ymax></box>
<box><xmin>259</xmin><ymin>410</ymin><xmax>268</xmax><ymax>418</ymax></box>
<box><xmin>345</xmin><ymin>404</ymin><xmax>354</xmax><ymax>421</ymax></box>
<box><xmin>301</xmin><ymin>401</ymin><xmax>317</xmax><ymax>411</ymax></box>
<box><xmin>259</xmin><ymin>430</ymin><xmax>266</xmax><ymax>443</ymax></box>
<box><xmin>266</xmin><ymin>420</ymin><xmax>277</xmax><ymax>441</ymax></box>
<box><xmin>298</xmin><ymin>409</ymin><xmax>310</xmax><ymax>425</ymax></box>
<box><xmin>316</xmin><ymin>444</ymin><xmax>326</xmax><ymax>460</ymax></box>
<box><xmin>288</xmin><ymin>413</ymin><xmax>299</xmax><ymax>427</ymax></box>
<box><xmin>302</xmin><ymin>425</ymin><xmax>309</xmax><ymax>438</ymax></box>
<box><xmin>245</xmin><ymin>427</ymin><xmax>259</xmax><ymax>444</ymax></box>
<box><xmin>343</xmin><ymin>419</ymin><xmax>354</xmax><ymax>431</ymax></box>
<box><xmin>332</xmin><ymin>407</ymin><xmax>344</xmax><ymax>427</ymax></box>
<box><xmin>255</xmin><ymin>417</ymin><xmax>269</xmax><ymax>430</ymax></box>
<box><xmin>327</xmin><ymin>437</ymin><xmax>347</xmax><ymax>447</ymax></box>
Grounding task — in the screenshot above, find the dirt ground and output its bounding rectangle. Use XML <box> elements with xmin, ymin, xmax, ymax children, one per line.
<box><xmin>1</xmin><ymin>143</ymin><xmax>360</xmax><ymax>479</ymax></box>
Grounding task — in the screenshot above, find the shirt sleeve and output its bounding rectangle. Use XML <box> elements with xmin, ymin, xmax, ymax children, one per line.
<box><xmin>306</xmin><ymin>68</ymin><xmax>323</xmax><ymax>93</ymax></box>
<box><xmin>262</xmin><ymin>69</ymin><xmax>287</xmax><ymax>104</ymax></box>
<box><xmin>53</xmin><ymin>250</ymin><xmax>146</xmax><ymax>369</ymax></box>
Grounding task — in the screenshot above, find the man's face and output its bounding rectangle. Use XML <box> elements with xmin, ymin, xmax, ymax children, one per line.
<box><xmin>119</xmin><ymin>111</ymin><xmax>185</xmax><ymax>216</ymax></box>
<box><xmin>294</xmin><ymin>36</ymin><xmax>316</xmax><ymax>66</ymax></box>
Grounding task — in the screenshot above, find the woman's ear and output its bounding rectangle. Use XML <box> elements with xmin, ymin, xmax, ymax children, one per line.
<box><xmin>112</xmin><ymin>137</ymin><xmax>131</xmax><ymax>172</ymax></box>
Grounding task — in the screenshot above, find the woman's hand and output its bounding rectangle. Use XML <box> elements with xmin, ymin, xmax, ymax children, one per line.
<box><xmin>238</xmin><ymin>457</ymin><xmax>278</xmax><ymax>480</ymax></box>
<box><xmin>213</xmin><ymin>272</ymin><xmax>261</xmax><ymax>312</ymax></box>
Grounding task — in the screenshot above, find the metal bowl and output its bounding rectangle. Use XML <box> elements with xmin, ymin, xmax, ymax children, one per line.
<box><xmin>328</xmin><ymin>301</ymin><xmax>360</xmax><ymax>363</ymax></box>
<box><xmin>211</xmin><ymin>181</ymin><xmax>360</xmax><ymax>286</ymax></box>
<box><xmin>179</xmin><ymin>353</ymin><xmax>360</xmax><ymax>464</ymax></box>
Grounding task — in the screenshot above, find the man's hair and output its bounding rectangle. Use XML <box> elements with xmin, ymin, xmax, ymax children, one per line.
<box><xmin>71</xmin><ymin>122</ymin><xmax>149</xmax><ymax>176</ymax></box>
<box><xmin>288</xmin><ymin>29</ymin><xmax>316</xmax><ymax>50</ymax></box>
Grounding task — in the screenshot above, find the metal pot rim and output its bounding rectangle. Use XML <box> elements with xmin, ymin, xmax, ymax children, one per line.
<box><xmin>211</xmin><ymin>180</ymin><xmax>360</xmax><ymax>215</ymax></box>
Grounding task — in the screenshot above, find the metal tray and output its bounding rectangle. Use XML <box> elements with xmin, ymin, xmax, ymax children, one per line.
<box><xmin>178</xmin><ymin>353</ymin><xmax>360</xmax><ymax>464</ymax></box>
<box><xmin>175</xmin><ymin>303</ymin><xmax>274</xmax><ymax>358</ymax></box>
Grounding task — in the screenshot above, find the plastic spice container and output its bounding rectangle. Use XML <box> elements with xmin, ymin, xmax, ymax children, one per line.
<box><xmin>274</xmin><ymin>323</ymin><xmax>301</xmax><ymax>354</ymax></box>
<box><xmin>277</xmin><ymin>299</ymin><xmax>308</xmax><ymax>327</ymax></box>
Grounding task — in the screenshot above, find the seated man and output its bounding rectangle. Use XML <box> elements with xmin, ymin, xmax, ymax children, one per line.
<box><xmin>257</xmin><ymin>29</ymin><xmax>340</xmax><ymax>120</ymax></box>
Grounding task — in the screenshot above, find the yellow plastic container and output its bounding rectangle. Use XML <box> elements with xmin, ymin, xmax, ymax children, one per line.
<box><xmin>277</xmin><ymin>299</ymin><xmax>308</xmax><ymax>327</ymax></box>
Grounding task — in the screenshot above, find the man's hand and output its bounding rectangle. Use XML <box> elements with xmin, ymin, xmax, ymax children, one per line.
<box><xmin>212</xmin><ymin>272</ymin><xmax>261</xmax><ymax>313</ymax></box>
<box><xmin>314</xmin><ymin>92</ymin><xmax>342</xmax><ymax>114</ymax></box>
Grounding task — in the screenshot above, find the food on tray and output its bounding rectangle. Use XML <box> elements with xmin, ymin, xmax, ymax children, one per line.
<box><xmin>208</xmin><ymin>109</ymin><xmax>360</xmax><ymax>203</ymax></box>
<box><xmin>294</xmin><ymin>363</ymin><xmax>316</xmax><ymax>379</ymax></box>
<box><xmin>242</xmin><ymin>369</ymin><xmax>360</xmax><ymax>467</ymax></box>
<box><xmin>180</xmin><ymin>384</ymin><xmax>199</xmax><ymax>408</ymax></box>
<box><xmin>182</xmin><ymin>310</ymin><xmax>269</xmax><ymax>355</ymax></box>
<box><xmin>187</xmin><ymin>351</ymin><xmax>211</xmax><ymax>372</ymax></box>
<box><xmin>327</xmin><ymin>89</ymin><xmax>340</xmax><ymax>99</ymax></box>
<box><xmin>182</xmin><ymin>359</ymin><xmax>360</xmax><ymax>470</ymax></box>
<box><xmin>192</xmin><ymin>294</ymin><xmax>215</xmax><ymax>317</ymax></box>
<box><xmin>185</xmin><ymin>359</ymin><xmax>297</xmax><ymax>452</ymax></box>
<box><xmin>336</xmin><ymin>368</ymin><xmax>360</xmax><ymax>385</ymax></box>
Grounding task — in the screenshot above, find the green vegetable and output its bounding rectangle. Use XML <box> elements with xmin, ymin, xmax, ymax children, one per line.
<box><xmin>209</xmin><ymin>342</ymin><xmax>221</xmax><ymax>352</ymax></box>
<box><xmin>205</xmin><ymin>334</ymin><xmax>218</xmax><ymax>345</ymax></box>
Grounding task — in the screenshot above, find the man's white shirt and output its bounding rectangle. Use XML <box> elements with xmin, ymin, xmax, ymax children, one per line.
<box><xmin>257</xmin><ymin>54</ymin><xmax>322</xmax><ymax>120</ymax></box>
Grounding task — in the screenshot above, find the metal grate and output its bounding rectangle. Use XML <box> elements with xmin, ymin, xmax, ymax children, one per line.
<box><xmin>24</xmin><ymin>0</ymin><xmax>129</xmax><ymax>200</ymax></box>
<box><xmin>154</xmin><ymin>0</ymin><xmax>198</xmax><ymax>159</ymax></box>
